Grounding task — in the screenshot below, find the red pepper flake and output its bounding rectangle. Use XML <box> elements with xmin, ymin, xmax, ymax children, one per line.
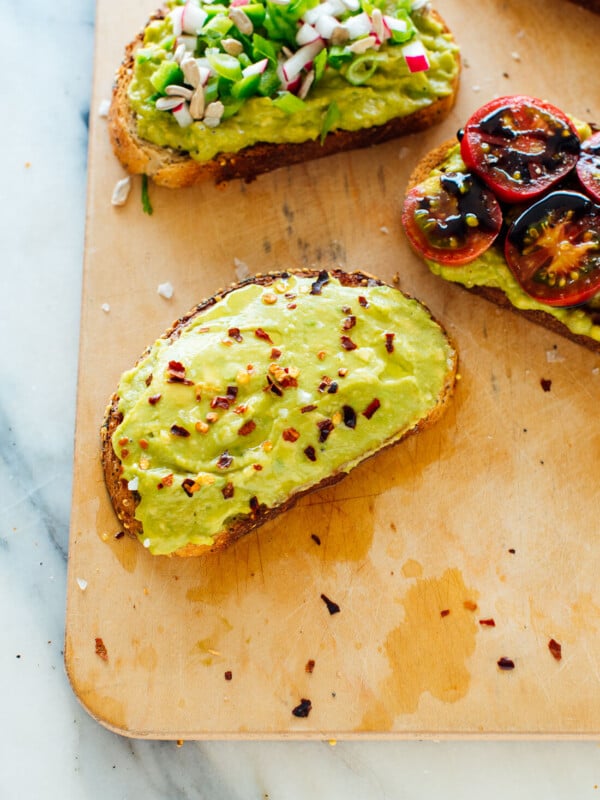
<box><xmin>304</xmin><ymin>445</ymin><xmax>317</xmax><ymax>462</ymax></box>
<box><xmin>95</xmin><ymin>637</ymin><xmax>108</xmax><ymax>661</ymax></box>
<box><xmin>340</xmin><ymin>335</ymin><xmax>357</xmax><ymax>351</ymax></box>
<box><xmin>222</xmin><ymin>482</ymin><xmax>235</xmax><ymax>499</ymax></box>
<box><xmin>181</xmin><ymin>478</ymin><xmax>198</xmax><ymax>497</ymax></box>
<box><xmin>224</xmin><ymin>670</ymin><xmax>233</xmax><ymax>681</ymax></box>
<box><xmin>238</xmin><ymin>419</ymin><xmax>257</xmax><ymax>436</ymax></box>
<box><xmin>318</xmin><ymin>376</ymin><xmax>333</xmax><ymax>392</ymax></box>
<box><xmin>342</xmin><ymin>315</ymin><xmax>356</xmax><ymax>330</ymax></box>
<box><xmin>148</xmin><ymin>393</ymin><xmax>162</xmax><ymax>405</ymax></box>
<box><xmin>211</xmin><ymin>396</ymin><xmax>232</xmax><ymax>410</ymax></box>
<box><xmin>327</xmin><ymin>382</ymin><xmax>339</xmax><ymax>394</ymax></box>
<box><xmin>120</xmin><ymin>448</ymin><xmax>130</xmax><ymax>459</ymax></box>
<box><xmin>463</xmin><ymin>600</ymin><xmax>478</xmax><ymax>612</ymax></box>
<box><xmin>548</xmin><ymin>638</ymin><xmax>562</xmax><ymax>661</ymax></box>
<box><xmin>292</xmin><ymin>698</ymin><xmax>312</xmax><ymax>718</ymax></box>
<box><xmin>166</xmin><ymin>360</ymin><xmax>193</xmax><ymax>385</ymax></box>
<box><xmin>145</xmin><ymin>373</ymin><xmax>153</xmax><ymax>387</ymax></box>
<box><xmin>283</xmin><ymin>427</ymin><xmax>300</xmax><ymax>442</ymax></box>
<box><xmin>139</xmin><ymin>439</ymin><xmax>149</xmax><ymax>450</ymax></box>
<box><xmin>305</xmin><ymin>659</ymin><xmax>316</xmax><ymax>674</ymax></box>
<box><xmin>440</xmin><ymin>609</ymin><xmax>450</xmax><ymax>618</ymax></box>
<box><xmin>228</xmin><ymin>327</ymin><xmax>243</xmax><ymax>342</ymax></box>
<box><xmin>249</xmin><ymin>496</ymin><xmax>259</xmax><ymax>512</ymax></box>
<box><xmin>253</xmin><ymin>464</ymin><xmax>263</xmax><ymax>471</ymax></box>
<box><xmin>311</xmin><ymin>534</ymin><xmax>321</xmax><ymax>545</ymax></box>
<box><xmin>385</xmin><ymin>332</ymin><xmax>395</xmax><ymax>353</ymax></box>
<box><xmin>170</xmin><ymin>424</ymin><xmax>190</xmax><ymax>437</ymax></box>
<box><xmin>310</xmin><ymin>270</ymin><xmax>329</xmax><ymax>295</ymax></box>
<box><xmin>479</xmin><ymin>618</ymin><xmax>496</xmax><ymax>627</ymax></box>
<box><xmin>540</xmin><ymin>378</ymin><xmax>552</xmax><ymax>392</ymax></box>
<box><xmin>342</xmin><ymin>405</ymin><xmax>357</xmax><ymax>429</ymax></box>
<box><xmin>497</xmin><ymin>657</ymin><xmax>515</xmax><ymax>670</ymax></box>
<box><xmin>317</xmin><ymin>419</ymin><xmax>334</xmax><ymax>443</ymax></box>
<box><xmin>358</xmin><ymin>295</ymin><xmax>368</xmax><ymax>308</ymax></box>
<box><xmin>301</xmin><ymin>404</ymin><xmax>317</xmax><ymax>413</ymax></box>
<box><xmin>255</xmin><ymin>327</ymin><xmax>273</xmax><ymax>344</ymax></box>
<box><xmin>157</xmin><ymin>473</ymin><xmax>174</xmax><ymax>489</ymax></box>
<box><xmin>362</xmin><ymin>398</ymin><xmax>381</xmax><ymax>419</ymax></box>
<box><xmin>287</xmin><ymin>303</ymin><xmax>297</xmax><ymax>310</ymax></box>
<box><xmin>338</xmin><ymin>368</ymin><xmax>348</xmax><ymax>377</ymax></box>
<box><xmin>217</xmin><ymin>451</ymin><xmax>233</xmax><ymax>469</ymax></box>
<box><xmin>271</xmin><ymin>347</ymin><xmax>282</xmax><ymax>359</ymax></box>
<box><xmin>320</xmin><ymin>593</ymin><xmax>340</xmax><ymax>615</ymax></box>
<box><xmin>118</xmin><ymin>437</ymin><xmax>129</xmax><ymax>447</ymax></box>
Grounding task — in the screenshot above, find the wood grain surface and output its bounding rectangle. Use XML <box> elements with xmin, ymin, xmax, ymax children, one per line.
<box><xmin>65</xmin><ymin>0</ymin><xmax>600</xmax><ymax>738</ymax></box>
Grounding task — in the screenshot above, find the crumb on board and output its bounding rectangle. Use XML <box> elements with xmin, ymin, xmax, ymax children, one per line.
<box><xmin>157</xmin><ymin>281</ymin><xmax>174</xmax><ymax>299</ymax></box>
<box><xmin>111</xmin><ymin>176</ymin><xmax>132</xmax><ymax>207</ymax></box>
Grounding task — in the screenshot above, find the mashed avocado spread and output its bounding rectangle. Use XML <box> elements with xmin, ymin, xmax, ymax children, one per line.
<box><xmin>113</xmin><ymin>273</ymin><xmax>455</xmax><ymax>555</ymax></box>
<box><xmin>425</xmin><ymin>138</ymin><xmax>600</xmax><ymax>343</ymax></box>
<box><xmin>129</xmin><ymin>0</ymin><xmax>459</xmax><ymax>162</ymax></box>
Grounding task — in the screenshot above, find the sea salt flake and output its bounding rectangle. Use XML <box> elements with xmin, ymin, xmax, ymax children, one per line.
<box><xmin>546</xmin><ymin>349</ymin><xmax>565</xmax><ymax>363</ymax></box>
<box><xmin>511</xmin><ymin>51</ymin><xmax>521</xmax><ymax>61</ymax></box>
<box><xmin>76</xmin><ymin>577</ymin><xmax>88</xmax><ymax>591</ymax></box>
<box><xmin>101</xmin><ymin>303</ymin><xmax>111</xmax><ymax>313</ymax></box>
<box><xmin>143</xmin><ymin>538</ymin><xmax>152</xmax><ymax>548</ymax></box>
<box><xmin>234</xmin><ymin>257</ymin><xmax>249</xmax><ymax>280</ymax></box>
<box><xmin>127</xmin><ymin>477</ymin><xmax>139</xmax><ymax>491</ymax></box>
<box><xmin>111</xmin><ymin>176</ymin><xmax>132</xmax><ymax>206</ymax></box>
<box><xmin>98</xmin><ymin>99</ymin><xmax>111</xmax><ymax>117</ymax></box>
<box><xmin>157</xmin><ymin>281</ymin><xmax>174</xmax><ymax>299</ymax></box>
<box><xmin>380</xmin><ymin>225</ymin><xmax>389</xmax><ymax>235</ymax></box>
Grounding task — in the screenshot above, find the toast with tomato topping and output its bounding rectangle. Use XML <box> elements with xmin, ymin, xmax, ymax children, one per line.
<box><xmin>109</xmin><ymin>1</ymin><xmax>460</xmax><ymax>188</ymax></box>
<box><xmin>402</xmin><ymin>95</ymin><xmax>600</xmax><ymax>354</ymax></box>
<box><xmin>101</xmin><ymin>269</ymin><xmax>457</xmax><ymax>557</ymax></box>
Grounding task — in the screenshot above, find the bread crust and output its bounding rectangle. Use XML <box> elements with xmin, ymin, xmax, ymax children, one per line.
<box><xmin>405</xmin><ymin>140</ymin><xmax>600</xmax><ymax>355</ymax></box>
<box><xmin>101</xmin><ymin>269</ymin><xmax>458</xmax><ymax>557</ymax></box>
<box><xmin>108</xmin><ymin>8</ymin><xmax>460</xmax><ymax>188</ymax></box>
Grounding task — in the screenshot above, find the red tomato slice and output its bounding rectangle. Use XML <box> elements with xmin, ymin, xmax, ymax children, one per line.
<box><xmin>576</xmin><ymin>130</ymin><xmax>600</xmax><ymax>203</ymax></box>
<box><xmin>505</xmin><ymin>190</ymin><xmax>600</xmax><ymax>307</ymax></box>
<box><xmin>402</xmin><ymin>171</ymin><xmax>502</xmax><ymax>266</ymax></box>
<box><xmin>460</xmin><ymin>95</ymin><xmax>581</xmax><ymax>203</ymax></box>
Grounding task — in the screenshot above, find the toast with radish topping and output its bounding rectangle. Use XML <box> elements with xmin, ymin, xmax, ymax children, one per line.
<box><xmin>109</xmin><ymin>0</ymin><xmax>460</xmax><ymax>187</ymax></box>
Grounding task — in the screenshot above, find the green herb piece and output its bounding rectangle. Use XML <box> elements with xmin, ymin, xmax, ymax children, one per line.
<box><xmin>320</xmin><ymin>101</ymin><xmax>340</xmax><ymax>144</ymax></box>
<box><xmin>272</xmin><ymin>91</ymin><xmax>307</xmax><ymax>114</ymax></box>
<box><xmin>141</xmin><ymin>175</ymin><xmax>153</xmax><ymax>216</ymax></box>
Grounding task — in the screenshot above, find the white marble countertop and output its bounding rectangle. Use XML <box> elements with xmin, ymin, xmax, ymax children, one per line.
<box><xmin>3</xmin><ymin>1</ymin><xmax>600</xmax><ymax>797</ymax></box>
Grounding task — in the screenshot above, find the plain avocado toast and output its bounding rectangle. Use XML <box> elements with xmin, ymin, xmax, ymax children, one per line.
<box><xmin>101</xmin><ymin>269</ymin><xmax>457</xmax><ymax>556</ymax></box>
<box><xmin>109</xmin><ymin>0</ymin><xmax>460</xmax><ymax>187</ymax></box>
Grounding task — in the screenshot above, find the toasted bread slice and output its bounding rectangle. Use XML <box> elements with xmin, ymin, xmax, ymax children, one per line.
<box><xmin>101</xmin><ymin>269</ymin><xmax>457</xmax><ymax>557</ymax></box>
<box><xmin>108</xmin><ymin>5</ymin><xmax>460</xmax><ymax>188</ymax></box>
<box><xmin>404</xmin><ymin>140</ymin><xmax>600</xmax><ymax>355</ymax></box>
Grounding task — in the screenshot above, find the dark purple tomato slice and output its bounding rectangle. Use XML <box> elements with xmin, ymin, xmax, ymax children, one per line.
<box><xmin>402</xmin><ymin>170</ymin><xmax>502</xmax><ymax>265</ymax></box>
<box><xmin>576</xmin><ymin>130</ymin><xmax>600</xmax><ymax>203</ymax></box>
<box><xmin>505</xmin><ymin>190</ymin><xmax>600</xmax><ymax>306</ymax></box>
<box><xmin>460</xmin><ymin>95</ymin><xmax>581</xmax><ymax>203</ymax></box>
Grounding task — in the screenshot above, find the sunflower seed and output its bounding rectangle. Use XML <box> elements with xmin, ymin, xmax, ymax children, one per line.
<box><xmin>166</xmin><ymin>84</ymin><xmax>194</xmax><ymax>100</ymax></box>
<box><xmin>229</xmin><ymin>6</ymin><xmax>253</xmax><ymax>34</ymax></box>
<box><xmin>203</xmin><ymin>100</ymin><xmax>224</xmax><ymax>127</ymax></box>
<box><xmin>181</xmin><ymin>56</ymin><xmax>201</xmax><ymax>88</ymax></box>
<box><xmin>190</xmin><ymin>86</ymin><xmax>205</xmax><ymax>119</ymax></box>
<box><xmin>155</xmin><ymin>95</ymin><xmax>185</xmax><ymax>111</ymax></box>
<box><xmin>222</xmin><ymin>37</ymin><xmax>244</xmax><ymax>56</ymax></box>
<box><xmin>173</xmin><ymin>43</ymin><xmax>187</xmax><ymax>63</ymax></box>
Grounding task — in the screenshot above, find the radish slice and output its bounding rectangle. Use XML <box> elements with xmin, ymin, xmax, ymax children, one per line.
<box><xmin>242</xmin><ymin>57</ymin><xmax>269</xmax><ymax>77</ymax></box>
<box><xmin>169</xmin><ymin>6</ymin><xmax>184</xmax><ymax>37</ymax></box>
<box><xmin>182</xmin><ymin>3</ymin><xmax>208</xmax><ymax>34</ymax></box>
<box><xmin>314</xmin><ymin>14</ymin><xmax>340</xmax><ymax>40</ymax></box>
<box><xmin>231</xmin><ymin>0</ymin><xmax>249</xmax><ymax>5</ymax></box>
<box><xmin>177</xmin><ymin>34</ymin><xmax>198</xmax><ymax>52</ymax></box>
<box><xmin>172</xmin><ymin>102</ymin><xmax>194</xmax><ymax>127</ymax></box>
<box><xmin>282</xmin><ymin>39</ymin><xmax>324</xmax><ymax>83</ymax></box>
<box><xmin>340</xmin><ymin>0</ymin><xmax>360</xmax><ymax>10</ymax></box>
<box><xmin>383</xmin><ymin>14</ymin><xmax>408</xmax><ymax>33</ymax></box>
<box><xmin>343</xmin><ymin>11</ymin><xmax>372</xmax><ymax>39</ymax></box>
<box><xmin>303</xmin><ymin>0</ymin><xmax>345</xmax><ymax>24</ymax></box>
<box><xmin>296</xmin><ymin>22</ymin><xmax>321</xmax><ymax>46</ymax></box>
<box><xmin>402</xmin><ymin>39</ymin><xmax>430</xmax><ymax>72</ymax></box>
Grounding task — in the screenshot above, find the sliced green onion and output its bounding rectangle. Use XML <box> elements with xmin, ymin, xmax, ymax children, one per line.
<box><xmin>150</xmin><ymin>60</ymin><xmax>184</xmax><ymax>93</ymax></box>
<box><xmin>202</xmin><ymin>13</ymin><xmax>234</xmax><ymax>36</ymax></box>
<box><xmin>207</xmin><ymin>52</ymin><xmax>243</xmax><ymax>82</ymax></box>
<box><xmin>313</xmin><ymin>48</ymin><xmax>327</xmax><ymax>83</ymax></box>
<box><xmin>320</xmin><ymin>100</ymin><xmax>340</xmax><ymax>144</ymax></box>
<box><xmin>345</xmin><ymin>53</ymin><xmax>385</xmax><ymax>86</ymax></box>
<box><xmin>231</xmin><ymin>72</ymin><xmax>262</xmax><ymax>99</ymax></box>
<box><xmin>272</xmin><ymin>91</ymin><xmax>307</xmax><ymax>114</ymax></box>
<box><xmin>257</xmin><ymin>64</ymin><xmax>282</xmax><ymax>96</ymax></box>
<box><xmin>252</xmin><ymin>32</ymin><xmax>279</xmax><ymax>64</ymax></box>
<box><xmin>327</xmin><ymin>45</ymin><xmax>353</xmax><ymax>70</ymax></box>
<box><xmin>243</xmin><ymin>3</ymin><xmax>267</xmax><ymax>26</ymax></box>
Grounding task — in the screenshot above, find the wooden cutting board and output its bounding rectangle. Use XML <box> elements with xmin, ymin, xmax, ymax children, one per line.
<box><xmin>65</xmin><ymin>0</ymin><xmax>600</xmax><ymax>738</ymax></box>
